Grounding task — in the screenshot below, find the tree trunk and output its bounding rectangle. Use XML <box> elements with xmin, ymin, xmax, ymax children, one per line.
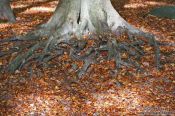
<box><xmin>0</xmin><ymin>0</ymin><xmax>16</xmax><ymax>23</ymax></box>
<box><xmin>42</xmin><ymin>0</ymin><xmax>135</xmax><ymax>36</ymax></box>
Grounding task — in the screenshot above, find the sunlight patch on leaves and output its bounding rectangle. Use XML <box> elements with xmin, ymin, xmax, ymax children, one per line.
<box><xmin>124</xmin><ymin>1</ymin><xmax>167</xmax><ymax>9</ymax></box>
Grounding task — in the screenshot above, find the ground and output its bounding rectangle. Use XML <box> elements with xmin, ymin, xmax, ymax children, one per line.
<box><xmin>0</xmin><ymin>0</ymin><xmax>175</xmax><ymax>115</ymax></box>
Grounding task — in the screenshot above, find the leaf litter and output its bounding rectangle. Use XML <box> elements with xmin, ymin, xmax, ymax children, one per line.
<box><xmin>0</xmin><ymin>0</ymin><xmax>175</xmax><ymax>115</ymax></box>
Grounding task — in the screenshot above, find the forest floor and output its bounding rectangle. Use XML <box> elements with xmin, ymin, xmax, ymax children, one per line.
<box><xmin>0</xmin><ymin>0</ymin><xmax>175</xmax><ymax>115</ymax></box>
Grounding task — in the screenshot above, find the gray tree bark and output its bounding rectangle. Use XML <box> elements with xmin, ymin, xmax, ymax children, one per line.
<box><xmin>42</xmin><ymin>0</ymin><xmax>136</xmax><ymax>36</ymax></box>
<box><xmin>0</xmin><ymin>0</ymin><xmax>16</xmax><ymax>23</ymax></box>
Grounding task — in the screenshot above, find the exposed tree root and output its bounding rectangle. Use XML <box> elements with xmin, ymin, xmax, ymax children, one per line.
<box><xmin>0</xmin><ymin>0</ymin><xmax>16</xmax><ymax>23</ymax></box>
<box><xmin>0</xmin><ymin>27</ymin><xmax>163</xmax><ymax>77</ymax></box>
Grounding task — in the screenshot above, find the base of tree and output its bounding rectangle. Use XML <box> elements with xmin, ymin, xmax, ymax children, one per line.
<box><xmin>0</xmin><ymin>0</ymin><xmax>162</xmax><ymax>77</ymax></box>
